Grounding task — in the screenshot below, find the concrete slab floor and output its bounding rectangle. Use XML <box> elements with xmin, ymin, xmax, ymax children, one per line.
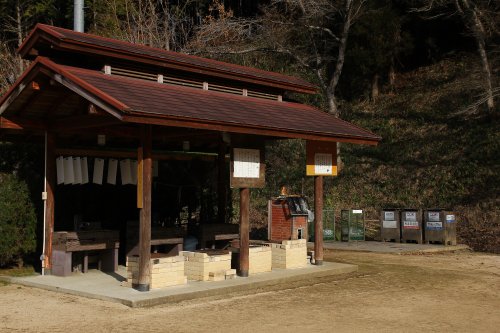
<box><xmin>309</xmin><ymin>241</ymin><xmax>470</xmax><ymax>254</ymax></box>
<box><xmin>2</xmin><ymin>262</ymin><xmax>356</xmax><ymax>308</ymax></box>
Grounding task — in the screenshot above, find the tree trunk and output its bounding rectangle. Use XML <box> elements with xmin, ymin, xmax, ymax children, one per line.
<box><xmin>458</xmin><ymin>0</ymin><xmax>495</xmax><ymax>112</ymax></box>
<box><xmin>326</xmin><ymin>0</ymin><xmax>353</xmax><ymax>117</ymax></box>
<box><xmin>472</xmin><ymin>18</ymin><xmax>495</xmax><ymax>112</ymax></box>
<box><xmin>327</xmin><ymin>91</ymin><xmax>338</xmax><ymax>117</ymax></box>
<box><xmin>15</xmin><ymin>0</ymin><xmax>24</xmax><ymax>71</ymax></box>
<box><xmin>389</xmin><ymin>62</ymin><xmax>396</xmax><ymax>93</ymax></box>
<box><xmin>371</xmin><ymin>73</ymin><xmax>379</xmax><ymax>101</ymax></box>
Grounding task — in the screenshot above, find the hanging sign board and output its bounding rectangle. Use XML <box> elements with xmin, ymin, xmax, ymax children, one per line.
<box><xmin>306</xmin><ymin>141</ymin><xmax>337</xmax><ymax>176</ymax></box>
<box><xmin>230</xmin><ymin>147</ymin><xmax>265</xmax><ymax>188</ymax></box>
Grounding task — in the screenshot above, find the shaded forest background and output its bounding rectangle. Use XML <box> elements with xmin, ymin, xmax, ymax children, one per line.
<box><xmin>0</xmin><ymin>0</ymin><xmax>498</xmax><ymax>256</ymax></box>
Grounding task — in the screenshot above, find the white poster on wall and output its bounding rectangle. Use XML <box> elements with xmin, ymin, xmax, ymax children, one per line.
<box><xmin>56</xmin><ymin>156</ymin><xmax>65</xmax><ymax>185</ymax></box>
<box><xmin>233</xmin><ymin>148</ymin><xmax>260</xmax><ymax>178</ymax></box>
<box><xmin>63</xmin><ymin>156</ymin><xmax>74</xmax><ymax>185</ymax></box>
<box><xmin>73</xmin><ymin>157</ymin><xmax>82</xmax><ymax>184</ymax></box>
<box><xmin>93</xmin><ymin>158</ymin><xmax>104</xmax><ymax>185</ymax></box>
<box><xmin>81</xmin><ymin>157</ymin><xmax>89</xmax><ymax>184</ymax></box>
<box><xmin>120</xmin><ymin>159</ymin><xmax>132</xmax><ymax>185</ymax></box>
<box><xmin>107</xmin><ymin>159</ymin><xmax>118</xmax><ymax>185</ymax></box>
<box><xmin>131</xmin><ymin>160</ymin><xmax>138</xmax><ymax>185</ymax></box>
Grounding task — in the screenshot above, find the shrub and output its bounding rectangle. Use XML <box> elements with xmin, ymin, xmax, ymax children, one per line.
<box><xmin>0</xmin><ymin>173</ymin><xmax>37</xmax><ymax>267</ymax></box>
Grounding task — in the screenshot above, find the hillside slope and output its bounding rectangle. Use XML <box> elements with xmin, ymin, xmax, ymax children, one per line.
<box><xmin>334</xmin><ymin>56</ymin><xmax>499</xmax><ymax>253</ymax></box>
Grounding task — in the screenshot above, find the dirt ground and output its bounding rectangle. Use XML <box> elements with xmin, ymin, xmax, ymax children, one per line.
<box><xmin>1</xmin><ymin>250</ymin><xmax>499</xmax><ymax>333</ymax></box>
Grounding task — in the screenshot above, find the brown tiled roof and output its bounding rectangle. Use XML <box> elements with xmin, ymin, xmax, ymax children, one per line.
<box><xmin>18</xmin><ymin>24</ymin><xmax>317</xmax><ymax>94</ymax></box>
<box><xmin>0</xmin><ymin>57</ymin><xmax>381</xmax><ymax>144</ymax></box>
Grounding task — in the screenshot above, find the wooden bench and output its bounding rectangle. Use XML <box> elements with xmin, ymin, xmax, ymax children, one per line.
<box><xmin>51</xmin><ymin>230</ymin><xmax>120</xmax><ymax>276</ymax></box>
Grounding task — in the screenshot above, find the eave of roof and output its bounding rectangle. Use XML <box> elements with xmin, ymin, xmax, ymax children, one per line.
<box><xmin>18</xmin><ymin>24</ymin><xmax>318</xmax><ymax>95</ymax></box>
<box><xmin>0</xmin><ymin>57</ymin><xmax>381</xmax><ymax>145</ymax></box>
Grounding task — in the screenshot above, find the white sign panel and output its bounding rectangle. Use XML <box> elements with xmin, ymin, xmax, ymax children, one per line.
<box><xmin>63</xmin><ymin>157</ymin><xmax>74</xmax><ymax>185</ymax></box>
<box><xmin>131</xmin><ymin>160</ymin><xmax>138</xmax><ymax>185</ymax></box>
<box><xmin>56</xmin><ymin>156</ymin><xmax>65</xmax><ymax>185</ymax></box>
<box><xmin>446</xmin><ymin>214</ymin><xmax>456</xmax><ymax>223</ymax></box>
<box><xmin>405</xmin><ymin>212</ymin><xmax>417</xmax><ymax>222</ymax></box>
<box><xmin>81</xmin><ymin>157</ymin><xmax>89</xmax><ymax>184</ymax></box>
<box><xmin>107</xmin><ymin>159</ymin><xmax>118</xmax><ymax>185</ymax></box>
<box><xmin>120</xmin><ymin>159</ymin><xmax>132</xmax><ymax>185</ymax></box>
<box><xmin>384</xmin><ymin>211</ymin><xmax>395</xmax><ymax>221</ymax></box>
<box><xmin>427</xmin><ymin>221</ymin><xmax>443</xmax><ymax>229</ymax></box>
<box><xmin>383</xmin><ymin>220</ymin><xmax>397</xmax><ymax>229</ymax></box>
<box><xmin>93</xmin><ymin>158</ymin><xmax>104</xmax><ymax>185</ymax></box>
<box><xmin>73</xmin><ymin>157</ymin><xmax>82</xmax><ymax>185</ymax></box>
<box><xmin>403</xmin><ymin>221</ymin><xmax>419</xmax><ymax>229</ymax></box>
<box><xmin>233</xmin><ymin>148</ymin><xmax>260</xmax><ymax>178</ymax></box>
<box><xmin>314</xmin><ymin>153</ymin><xmax>333</xmax><ymax>175</ymax></box>
<box><xmin>428</xmin><ymin>211</ymin><xmax>440</xmax><ymax>222</ymax></box>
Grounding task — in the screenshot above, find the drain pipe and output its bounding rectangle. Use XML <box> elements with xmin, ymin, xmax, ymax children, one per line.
<box><xmin>74</xmin><ymin>0</ymin><xmax>84</xmax><ymax>32</ymax></box>
<box><xmin>41</xmin><ymin>131</ymin><xmax>47</xmax><ymax>275</ymax></box>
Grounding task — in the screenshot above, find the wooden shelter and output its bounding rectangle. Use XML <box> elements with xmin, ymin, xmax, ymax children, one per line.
<box><xmin>0</xmin><ymin>24</ymin><xmax>381</xmax><ymax>291</ymax></box>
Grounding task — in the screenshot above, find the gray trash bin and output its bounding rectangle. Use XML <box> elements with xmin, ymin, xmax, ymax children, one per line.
<box><xmin>380</xmin><ymin>209</ymin><xmax>400</xmax><ymax>242</ymax></box>
<box><xmin>401</xmin><ymin>209</ymin><xmax>423</xmax><ymax>244</ymax></box>
<box><xmin>424</xmin><ymin>209</ymin><xmax>457</xmax><ymax>245</ymax></box>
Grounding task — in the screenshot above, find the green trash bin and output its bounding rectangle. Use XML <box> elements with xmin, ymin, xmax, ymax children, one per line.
<box><xmin>341</xmin><ymin>209</ymin><xmax>365</xmax><ymax>241</ymax></box>
<box><xmin>308</xmin><ymin>209</ymin><xmax>336</xmax><ymax>241</ymax></box>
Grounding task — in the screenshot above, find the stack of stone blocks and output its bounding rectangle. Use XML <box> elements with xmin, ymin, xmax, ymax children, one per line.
<box><xmin>124</xmin><ymin>240</ymin><xmax>308</xmax><ymax>289</ymax></box>
<box><xmin>182</xmin><ymin>251</ymin><xmax>235</xmax><ymax>281</ymax></box>
<box><xmin>125</xmin><ymin>255</ymin><xmax>187</xmax><ymax>289</ymax></box>
<box><xmin>270</xmin><ymin>239</ymin><xmax>308</xmax><ymax>269</ymax></box>
<box><xmin>248</xmin><ymin>244</ymin><xmax>272</xmax><ymax>274</ymax></box>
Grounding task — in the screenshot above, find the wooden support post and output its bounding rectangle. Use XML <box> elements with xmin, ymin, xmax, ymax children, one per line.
<box><xmin>217</xmin><ymin>142</ymin><xmax>227</xmax><ymax>224</ymax></box>
<box><xmin>238</xmin><ymin>187</ymin><xmax>250</xmax><ymax>277</ymax></box>
<box><xmin>136</xmin><ymin>125</ymin><xmax>152</xmax><ymax>292</ymax></box>
<box><xmin>314</xmin><ymin>176</ymin><xmax>324</xmax><ymax>265</ymax></box>
<box><xmin>44</xmin><ymin>133</ymin><xmax>56</xmax><ymax>273</ymax></box>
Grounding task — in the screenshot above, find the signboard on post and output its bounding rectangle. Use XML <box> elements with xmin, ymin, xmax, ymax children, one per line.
<box><xmin>306</xmin><ymin>141</ymin><xmax>337</xmax><ymax>176</ymax></box>
<box><xmin>230</xmin><ymin>147</ymin><xmax>265</xmax><ymax>188</ymax></box>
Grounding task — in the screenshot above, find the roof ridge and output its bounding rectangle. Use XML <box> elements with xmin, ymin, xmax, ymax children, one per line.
<box><xmin>23</xmin><ymin>24</ymin><xmax>317</xmax><ymax>93</ymax></box>
<box><xmin>63</xmin><ymin>64</ymin><xmax>306</xmax><ymax>108</ymax></box>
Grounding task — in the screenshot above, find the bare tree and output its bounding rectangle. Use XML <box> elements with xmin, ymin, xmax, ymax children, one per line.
<box><xmin>413</xmin><ymin>0</ymin><xmax>498</xmax><ymax>113</ymax></box>
<box><xmin>187</xmin><ymin>0</ymin><xmax>366</xmax><ymax>117</ymax></box>
<box><xmin>0</xmin><ymin>42</ymin><xmax>24</xmax><ymax>94</ymax></box>
<box><xmin>90</xmin><ymin>0</ymin><xmax>199</xmax><ymax>52</ymax></box>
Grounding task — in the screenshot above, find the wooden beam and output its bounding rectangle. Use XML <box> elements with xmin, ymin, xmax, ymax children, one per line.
<box><xmin>314</xmin><ymin>176</ymin><xmax>324</xmax><ymax>265</ymax></box>
<box><xmin>217</xmin><ymin>141</ymin><xmax>227</xmax><ymax>224</ymax></box>
<box><xmin>122</xmin><ymin>114</ymin><xmax>380</xmax><ymax>146</ymax></box>
<box><xmin>54</xmin><ymin>148</ymin><xmax>217</xmax><ymax>161</ymax></box>
<box><xmin>0</xmin><ymin>116</ymin><xmax>47</xmax><ymax>131</ymax></box>
<box><xmin>136</xmin><ymin>125</ymin><xmax>152</xmax><ymax>292</ymax></box>
<box><xmin>44</xmin><ymin>133</ymin><xmax>56</xmax><ymax>272</ymax></box>
<box><xmin>238</xmin><ymin>187</ymin><xmax>250</xmax><ymax>277</ymax></box>
<box><xmin>137</xmin><ymin>147</ymin><xmax>143</xmax><ymax>209</ymax></box>
<box><xmin>0</xmin><ymin>68</ymin><xmax>40</xmax><ymax>115</ymax></box>
<box><xmin>40</xmin><ymin>67</ymin><xmax>124</xmax><ymax>120</ymax></box>
<box><xmin>49</xmin><ymin>114</ymin><xmax>122</xmax><ymax>131</ymax></box>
